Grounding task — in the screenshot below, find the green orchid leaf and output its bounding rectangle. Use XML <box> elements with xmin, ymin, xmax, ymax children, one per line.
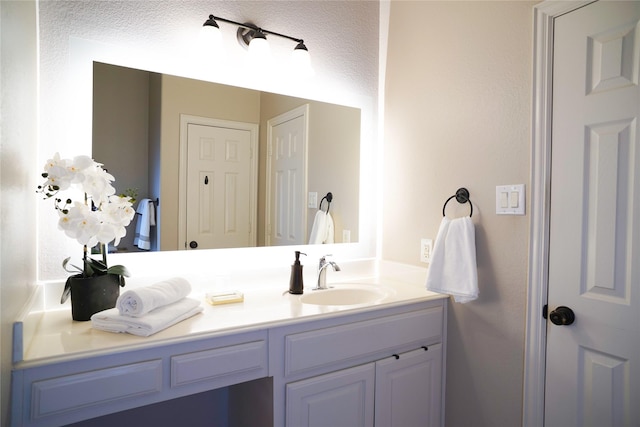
<box><xmin>61</xmin><ymin>257</ymin><xmax>83</xmax><ymax>274</ymax></box>
<box><xmin>107</xmin><ymin>265</ymin><xmax>130</xmax><ymax>277</ymax></box>
<box><xmin>85</xmin><ymin>257</ymin><xmax>108</xmax><ymax>276</ymax></box>
<box><xmin>61</xmin><ymin>276</ymin><xmax>72</xmax><ymax>304</ymax></box>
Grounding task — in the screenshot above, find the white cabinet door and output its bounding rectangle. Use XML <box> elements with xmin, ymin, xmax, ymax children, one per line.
<box><xmin>286</xmin><ymin>363</ymin><xmax>375</xmax><ymax>427</ymax></box>
<box><xmin>375</xmin><ymin>344</ymin><xmax>443</xmax><ymax>427</ymax></box>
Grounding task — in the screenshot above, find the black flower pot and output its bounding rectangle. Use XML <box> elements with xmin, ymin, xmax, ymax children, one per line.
<box><xmin>68</xmin><ymin>274</ymin><xmax>122</xmax><ymax>321</ymax></box>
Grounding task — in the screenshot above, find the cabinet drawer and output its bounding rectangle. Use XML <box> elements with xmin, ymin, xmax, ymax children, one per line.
<box><xmin>31</xmin><ymin>359</ymin><xmax>162</xmax><ymax>419</ymax></box>
<box><xmin>171</xmin><ymin>340</ymin><xmax>267</xmax><ymax>388</ymax></box>
<box><xmin>285</xmin><ymin>307</ymin><xmax>442</xmax><ymax>376</ymax></box>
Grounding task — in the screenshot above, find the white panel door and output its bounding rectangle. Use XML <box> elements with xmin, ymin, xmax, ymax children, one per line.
<box><xmin>266</xmin><ymin>105</ymin><xmax>308</xmax><ymax>246</ymax></box>
<box><xmin>186</xmin><ymin>123</ymin><xmax>254</xmax><ymax>249</ymax></box>
<box><xmin>546</xmin><ymin>2</ymin><xmax>640</xmax><ymax>426</ymax></box>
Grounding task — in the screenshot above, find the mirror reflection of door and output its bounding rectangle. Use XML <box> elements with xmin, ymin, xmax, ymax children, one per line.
<box><xmin>266</xmin><ymin>105</ymin><xmax>309</xmax><ymax>246</ymax></box>
<box><xmin>180</xmin><ymin>116</ymin><xmax>258</xmax><ymax>250</ymax></box>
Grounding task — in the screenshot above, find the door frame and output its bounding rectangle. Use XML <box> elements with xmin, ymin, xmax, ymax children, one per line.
<box><xmin>178</xmin><ymin>114</ymin><xmax>258</xmax><ymax>250</ymax></box>
<box><xmin>523</xmin><ymin>1</ymin><xmax>597</xmax><ymax>425</ymax></box>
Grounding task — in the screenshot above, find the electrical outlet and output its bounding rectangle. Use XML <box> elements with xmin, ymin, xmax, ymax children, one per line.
<box><xmin>308</xmin><ymin>192</ymin><xmax>318</xmax><ymax>208</ymax></box>
<box><xmin>420</xmin><ymin>238</ymin><xmax>433</xmax><ymax>264</ymax></box>
<box><xmin>342</xmin><ymin>229</ymin><xmax>351</xmax><ymax>243</ymax></box>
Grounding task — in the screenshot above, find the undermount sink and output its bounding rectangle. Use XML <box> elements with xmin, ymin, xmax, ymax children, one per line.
<box><xmin>299</xmin><ymin>284</ymin><xmax>392</xmax><ymax>306</ymax></box>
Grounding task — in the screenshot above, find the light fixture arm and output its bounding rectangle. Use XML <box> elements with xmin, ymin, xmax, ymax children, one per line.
<box><xmin>207</xmin><ymin>14</ymin><xmax>305</xmax><ymax>45</ymax></box>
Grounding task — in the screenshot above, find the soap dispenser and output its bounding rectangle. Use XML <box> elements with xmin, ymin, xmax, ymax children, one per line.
<box><xmin>289</xmin><ymin>251</ymin><xmax>306</xmax><ymax>294</ymax></box>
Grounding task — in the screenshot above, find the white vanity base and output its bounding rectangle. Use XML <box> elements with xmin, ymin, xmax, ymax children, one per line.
<box><xmin>11</xmin><ymin>261</ymin><xmax>447</xmax><ymax>427</ymax></box>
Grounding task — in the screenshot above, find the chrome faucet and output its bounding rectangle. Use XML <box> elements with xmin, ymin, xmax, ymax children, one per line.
<box><xmin>314</xmin><ymin>255</ymin><xmax>341</xmax><ymax>290</ymax></box>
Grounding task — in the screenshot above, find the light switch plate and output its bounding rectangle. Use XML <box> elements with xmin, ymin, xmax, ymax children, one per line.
<box><xmin>496</xmin><ymin>184</ymin><xmax>525</xmax><ymax>215</ymax></box>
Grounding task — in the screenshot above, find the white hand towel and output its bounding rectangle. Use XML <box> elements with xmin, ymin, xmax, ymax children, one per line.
<box><xmin>91</xmin><ymin>298</ymin><xmax>203</xmax><ymax>337</ymax></box>
<box><xmin>133</xmin><ymin>199</ymin><xmax>154</xmax><ymax>250</ymax></box>
<box><xmin>308</xmin><ymin>211</ymin><xmax>335</xmax><ymax>244</ymax></box>
<box><xmin>425</xmin><ymin>217</ymin><xmax>478</xmax><ymax>303</ymax></box>
<box><xmin>117</xmin><ymin>277</ymin><xmax>191</xmax><ymax>317</ymax></box>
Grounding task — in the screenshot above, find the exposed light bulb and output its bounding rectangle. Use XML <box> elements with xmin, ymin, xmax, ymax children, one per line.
<box><xmin>247</xmin><ymin>32</ymin><xmax>271</xmax><ymax>63</ymax></box>
<box><xmin>291</xmin><ymin>42</ymin><xmax>314</xmax><ymax>77</ymax></box>
<box><xmin>200</xmin><ymin>24</ymin><xmax>223</xmax><ymax>50</ymax></box>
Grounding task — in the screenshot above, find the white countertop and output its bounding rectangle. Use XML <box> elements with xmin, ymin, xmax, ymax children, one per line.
<box><xmin>15</xmin><ymin>261</ymin><xmax>446</xmax><ymax>367</ymax></box>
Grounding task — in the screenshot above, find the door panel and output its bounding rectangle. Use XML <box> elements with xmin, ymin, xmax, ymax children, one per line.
<box><xmin>546</xmin><ymin>2</ymin><xmax>640</xmax><ymax>425</ymax></box>
<box><xmin>285</xmin><ymin>363</ymin><xmax>375</xmax><ymax>427</ymax></box>
<box><xmin>267</xmin><ymin>106</ymin><xmax>308</xmax><ymax>246</ymax></box>
<box><xmin>374</xmin><ymin>345</ymin><xmax>442</xmax><ymax>427</ymax></box>
<box><xmin>186</xmin><ymin>124</ymin><xmax>254</xmax><ymax>249</ymax></box>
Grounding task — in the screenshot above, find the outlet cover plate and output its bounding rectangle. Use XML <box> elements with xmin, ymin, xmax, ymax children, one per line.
<box><xmin>420</xmin><ymin>238</ymin><xmax>433</xmax><ymax>264</ymax></box>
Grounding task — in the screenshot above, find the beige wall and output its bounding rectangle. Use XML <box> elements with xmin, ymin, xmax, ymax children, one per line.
<box><xmin>384</xmin><ymin>2</ymin><xmax>536</xmax><ymax>426</ymax></box>
<box><xmin>0</xmin><ymin>1</ymin><xmax>39</xmax><ymax>424</ymax></box>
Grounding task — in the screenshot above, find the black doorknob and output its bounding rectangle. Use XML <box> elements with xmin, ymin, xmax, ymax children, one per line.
<box><xmin>189</xmin><ymin>241</ymin><xmax>198</xmax><ymax>249</ymax></box>
<box><xmin>549</xmin><ymin>306</ymin><xmax>575</xmax><ymax>326</ymax></box>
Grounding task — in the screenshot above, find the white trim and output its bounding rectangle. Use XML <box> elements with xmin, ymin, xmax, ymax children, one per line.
<box><xmin>523</xmin><ymin>2</ymin><xmax>597</xmax><ymax>426</ymax></box>
<box><xmin>178</xmin><ymin>115</ymin><xmax>259</xmax><ymax>250</ymax></box>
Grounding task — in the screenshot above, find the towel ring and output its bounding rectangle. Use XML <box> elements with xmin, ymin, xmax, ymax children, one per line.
<box><xmin>442</xmin><ymin>188</ymin><xmax>473</xmax><ymax>217</ymax></box>
<box><xmin>319</xmin><ymin>192</ymin><xmax>333</xmax><ymax>213</ymax></box>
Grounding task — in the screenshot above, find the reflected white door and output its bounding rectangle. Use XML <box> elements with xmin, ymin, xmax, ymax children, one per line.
<box><xmin>266</xmin><ymin>105</ymin><xmax>308</xmax><ymax>246</ymax></box>
<box><xmin>185</xmin><ymin>123</ymin><xmax>256</xmax><ymax>249</ymax></box>
<box><xmin>546</xmin><ymin>2</ymin><xmax>640</xmax><ymax>425</ymax></box>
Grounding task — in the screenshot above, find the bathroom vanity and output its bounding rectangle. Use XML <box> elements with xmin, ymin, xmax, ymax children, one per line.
<box><xmin>11</xmin><ymin>263</ymin><xmax>447</xmax><ymax>427</ymax></box>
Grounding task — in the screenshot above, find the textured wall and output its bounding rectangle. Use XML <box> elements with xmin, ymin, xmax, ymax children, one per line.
<box><xmin>0</xmin><ymin>1</ymin><xmax>39</xmax><ymax>424</ymax></box>
<box><xmin>384</xmin><ymin>2</ymin><xmax>536</xmax><ymax>426</ymax></box>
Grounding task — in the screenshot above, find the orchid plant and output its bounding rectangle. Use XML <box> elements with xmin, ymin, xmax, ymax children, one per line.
<box><xmin>37</xmin><ymin>153</ymin><xmax>136</xmax><ymax>287</ymax></box>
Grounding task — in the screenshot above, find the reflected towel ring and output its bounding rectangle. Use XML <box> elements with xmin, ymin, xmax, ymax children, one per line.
<box><xmin>442</xmin><ymin>188</ymin><xmax>473</xmax><ymax>217</ymax></box>
<box><xmin>319</xmin><ymin>192</ymin><xmax>333</xmax><ymax>213</ymax></box>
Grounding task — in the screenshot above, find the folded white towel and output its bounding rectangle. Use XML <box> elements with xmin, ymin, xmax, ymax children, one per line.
<box><xmin>91</xmin><ymin>298</ymin><xmax>203</xmax><ymax>337</ymax></box>
<box><xmin>425</xmin><ymin>216</ymin><xmax>478</xmax><ymax>303</ymax></box>
<box><xmin>134</xmin><ymin>199</ymin><xmax>155</xmax><ymax>250</ymax></box>
<box><xmin>308</xmin><ymin>211</ymin><xmax>335</xmax><ymax>244</ymax></box>
<box><xmin>117</xmin><ymin>277</ymin><xmax>191</xmax><ymax>317</ymax></box>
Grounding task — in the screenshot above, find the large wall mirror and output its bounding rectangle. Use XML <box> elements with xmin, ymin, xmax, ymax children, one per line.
<box><xmin>93</xmin><ymin>62</ymin><xmax>361</xmax><ymax>253</ymax></box>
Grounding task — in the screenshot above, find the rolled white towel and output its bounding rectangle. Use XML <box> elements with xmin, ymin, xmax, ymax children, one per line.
<box><xmin>117</xmin><ymin>277</ymin><xmax>191</xmax><ymax>317</ymax></box>
<box><xmin>91</xmin><ymin>298</ymin><xmax>203</xmax><ymax>337</ymax></box>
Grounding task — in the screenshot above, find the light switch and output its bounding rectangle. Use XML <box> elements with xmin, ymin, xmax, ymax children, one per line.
<box><xmin>496</xmin><ymin>184</ymin><xmax>525</xmax><ymax>215</ymax></box>
<box><xmin>500</xmin><ymin>192</ymin><xmax>509</xmax><ymax>208</ymax></box>
<box><xmin>510</xmin><ymin>191</ymin><xmax>519</xmax><ymax>208</ymax></box>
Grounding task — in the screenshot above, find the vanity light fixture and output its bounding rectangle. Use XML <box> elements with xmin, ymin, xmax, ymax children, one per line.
<box><xmin>201</xmin><ymin>14</ymin><xmax>313</xmax><ymax>75</ymax></box>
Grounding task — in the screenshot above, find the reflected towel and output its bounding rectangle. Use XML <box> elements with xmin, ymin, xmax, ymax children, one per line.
<box><xmin>425</xmin><ymin>217</ymin><xmax>478</xmax><ymax>303</ymax></box>
<box><xmin>91</xmin><ymin>298</ymin><xmax>203</xmax><ymax>337</ymax></box>
<box><xmin>308</xmin><ymin>211</ymin><xmax>335</xmax><ymax>244</ymax></box>
<box><xmin>117</xmin><ymin>277</ymin><xmax>191</xmax><ymax>317</ymax></box>
<box><xmin>134</xmin><ymin>199</ymin><xmax>155</xmax><ymax>250</ymax></box>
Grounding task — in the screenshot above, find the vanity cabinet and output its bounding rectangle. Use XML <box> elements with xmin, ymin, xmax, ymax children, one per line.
<box><xmin>271</xmin><ymin>299</ymin><xmax>446</xmax><ymax>427</ymax></box>
<box><xmin>284</xmin><ymin>344</ymin><xmax>442</xmax><ymax>427</ymax></box>
<box><xmin>11</xmin><ymin>291</ymin><xmax>446</xmax><ymax>427</ymax></box>
<box><xmin>374</xmin><ymin>344</ymin><xmax>443</xmax><ymax>427</ymax></box>
<box><xmin>10</xmin><ymin>330</ymin><xmax>268</xmax><ymax>427</ymax></box>
<box><xmin>286</xmin><ymin>363</ymin><xmax>376</xmax><ymax>426</ymax></box>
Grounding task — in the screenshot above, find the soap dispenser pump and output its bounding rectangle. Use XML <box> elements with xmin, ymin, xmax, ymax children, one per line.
<box><xmin>289</xmin><ymin>251</ymin><xmax>306</xmax><ymax>294</ymax></box>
